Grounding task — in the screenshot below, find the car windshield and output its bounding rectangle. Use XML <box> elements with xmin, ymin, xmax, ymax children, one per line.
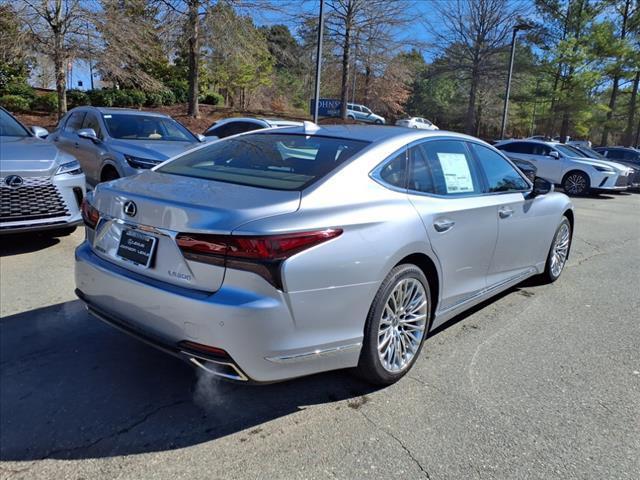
<box><xmin>0</xmin><ymin>109</ymin><xmax>30</xmax><ymax>137</ymax></box>
<box><xmin>554</xmin><ymin>144</ymin><xmax>583</xmax><ymax>157</ymax></box>
<box><xmin>158</xmin><ymin>133</ymin><xmax>370</xmax><ymax>191</ymax></box>
<box><xmin>576</xmin><ymin>146</ymin><xmax>605</xmax><ymax>159</ymax></box>
<box><xmin>103</xmin><ymin>114</ymin><xmax>196</xmax><ymax>141</ymax></box>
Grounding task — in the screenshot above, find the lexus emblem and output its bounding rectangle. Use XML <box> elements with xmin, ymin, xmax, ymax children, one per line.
<box><xmin>4</xmin><ymin>175</ymin><xmax>24</xmax><ymax>187</ymax></box>
<box><xmin>123</xmin><ymin>200</ymin><xmax>137</xmax><ymax>217</ymax></box>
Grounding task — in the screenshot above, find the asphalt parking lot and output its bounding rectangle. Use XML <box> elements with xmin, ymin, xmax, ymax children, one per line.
<box><xmin>1</xmin><ymin>192</ymin><xmax>639</xmax><ymax>480</ymax></box>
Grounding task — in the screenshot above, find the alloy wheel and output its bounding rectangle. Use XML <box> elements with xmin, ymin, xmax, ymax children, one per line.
<box><xmin>377</xmin><ymin>278</ymin><xmax>427</xmax><ymax>373</ymax></box>
<box><xmin>550</xmin><ymin>223</ymin><xmax>570</xmax><ymax>277</ymax></box>
<box><xmin>564</xmin><ymin>174</ymin><xmax>587</xmax><ymax>195</ymax></box>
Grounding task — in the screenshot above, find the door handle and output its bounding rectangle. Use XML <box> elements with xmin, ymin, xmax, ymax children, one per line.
<box><xmin>498</xmin><ymin>207</ymin><xmax>514</xmax><ymax>219</ymax></box>
<box><xmin>433</xmin><ymin>218</ymin><xmax>455</xmax><ymax>232</ymax></box>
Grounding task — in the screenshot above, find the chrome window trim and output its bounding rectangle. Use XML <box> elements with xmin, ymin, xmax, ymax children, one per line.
<box><xmin>370</xmin><ymin>135</ymin><xmax>533</xmax><ymax>198</ymax></box>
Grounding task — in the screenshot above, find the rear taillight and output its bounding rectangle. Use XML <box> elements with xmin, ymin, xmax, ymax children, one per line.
<box><xmin>176</xmin><ymin>229</ymin><xmax>342</xmax><ymax>289</ymax></box>
<box><xmin>81</xmin><ymin>198</ymin><xmax>100</xmax><ymax>229</ymax></box>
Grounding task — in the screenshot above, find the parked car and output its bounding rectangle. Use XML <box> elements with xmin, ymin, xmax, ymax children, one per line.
<box><xmin>76</xmin><ymin>124</ymin><xmax>573</xmax><ymax>385</ymax></box>
<box><xmin>567</xmin><ymin>139</ymin><xmax>592</xmax><ymax>149</ymax></box>
<box><xmin>395</xmin><ymin>117</ymin><xmax>438</xmax><ymax>130</ymax></box>
<box><xmin>203</xmin><ymin>117</ymin><xmax>302</xmax><ymax>139</ymax></box>
<box><xmin>594</xmin><ymin>146</ymin><xmax>640</xmax><ymax>189</ymax></box>
<box><xmin>495</xmin><ymin>139</ymin><xmax>632</xmax><ymax>195</ymax></box>
<box><xmin>0</xmin><ymin>107</ymin><xmax>85</xmax><ymax>235</ymax></box>
<box><xmin>49</xmin><ymin>107</ymin><xmax>202</xmax><ymax>186</ymax></box>
<box><xmin>346</xmin><ymin>103</ymin><xmax>385</xmax><ymax>124</ymax></box>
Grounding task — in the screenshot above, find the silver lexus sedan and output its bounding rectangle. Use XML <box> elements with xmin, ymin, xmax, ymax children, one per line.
<box><xmin>75</xmin><ymin>124</ymin><xmax>574</xmax><ymax>385</ymax></box>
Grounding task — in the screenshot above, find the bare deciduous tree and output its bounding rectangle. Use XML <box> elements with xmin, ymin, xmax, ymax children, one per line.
<box><xmin>19</xmin><ymin>0</ymin><xmax>90</xmax><ymax>118</ymax></box>
<box><xmin>423</xmin><ymin>0</ymin><xmax>524</xmax><ymax>134</ymax></box>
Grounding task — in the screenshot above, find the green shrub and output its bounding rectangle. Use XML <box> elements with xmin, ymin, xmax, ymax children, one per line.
<box><xmin>87</xmin><ymin>89</ymin><xmax>115</xmax><ymax>107</ymax></box>
<box><xmin>31</xmin><ymin>92</ymin><xmax>58</xmax><ymax>112</ymax></box>
<box><xmin>112</xmin><ymin>89</ymin><xmax>133</xmax><ymax>107</ymax></box>
<box><xmin>200</xmin><ymin>91</ymin><xmax>223</xmax><ymax>105</ymax></box>
<box><xmin>145</xmin><ymin>91</ymin><xmax>164</xmax><ymax>107</ymax></box>
<box><xmin>0</xmin><ymin>94</ymin><xmax>31</xmax><ymax>112</ymax></box>
<box><xmin>2</xmin><ymin>81</ymin><xmax>36</xmax><ymax>100</ymax></box>
<box><xmin>67</xmin><ymin>89</ymin><xmax>90</xmax><ymax>107</ymax></box>
<box><xmin>160</xmin><ymin>89</ymin><xmax>176</xmax><ymax>106</ymax></box>
<box><xmin>128</xmin><ymin>89</ymin><xmax>147</xmax><ymax>107</ymax></box>
<box><xmin>166</xmin><ymin>80</ymin><xmax>188</xmax><ymax>103</ymax></box>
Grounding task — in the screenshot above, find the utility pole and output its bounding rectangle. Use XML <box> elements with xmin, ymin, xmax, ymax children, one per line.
<box><xmin>312</xmin><ymin>0</ymin><xmax>325</xmax><ymax>123</ymax></box>
<box><xmin>500</xmin><ymin>23</ymin><xmax>533</xmax><ymax>139</ymax></box>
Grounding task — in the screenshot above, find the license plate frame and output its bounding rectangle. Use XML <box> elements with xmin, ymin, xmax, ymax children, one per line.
<box><xmin>116</xmin><ymin>229</ymin><xmax>157</xmax><ymax>268</ymax></box>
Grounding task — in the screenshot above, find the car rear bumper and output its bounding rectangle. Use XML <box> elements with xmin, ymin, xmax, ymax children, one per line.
<box><xmin>74</xmin><ymin>241</ymin><xmax>362</xmax><ymax>383</ymax></box>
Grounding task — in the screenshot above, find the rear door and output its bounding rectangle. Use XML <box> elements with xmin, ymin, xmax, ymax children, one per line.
<box><xmin>406</xmin><ymin>139</ymin><xmax>499</xmax><ymax>311</ymax></box>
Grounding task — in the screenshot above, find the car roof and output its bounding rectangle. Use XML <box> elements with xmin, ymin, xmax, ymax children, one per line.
<box><xmin>261</xmin><ymin>118</ymin><xmax>303</xmax><ymax>127</ymax></box>
<box><xmin>266</xmin><ymin>124</ymin><xmax>476</xmax><ymax>144</ymax></box>
<box><xmin>496</xmin><ymin>138</ymin><xmax>549</xmax><ymax>146</ymax></box>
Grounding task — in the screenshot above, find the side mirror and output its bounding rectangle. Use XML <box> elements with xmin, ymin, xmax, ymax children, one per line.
<box><xmin>530</xmin><ymin>177</ymin><xmax>554</xmax><ymax>197</ymax></box>
<box><xmin>77</xmin><ymin>128</ymin><xmax>99</xmax><ymax>143</ymax></box>
<box><xmin>196</xmin><ymin>133</ymin><xmax>206</xmax><ymax>142</ymax></box>
<box><xmin>549</xmin><ymin>150</ymin><xmax>560</xmax><ymax>159</ymax></box>
<box><xmin>31</xmin><ymin>126</ymin><xmax>49</xmax><ymax>138</ymax></box>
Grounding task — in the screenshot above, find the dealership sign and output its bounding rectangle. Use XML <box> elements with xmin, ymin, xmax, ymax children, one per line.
<box><xmin>310</xmin><ymin>98</ymin><xmax>342</xmax><ymax>118</ymax></box>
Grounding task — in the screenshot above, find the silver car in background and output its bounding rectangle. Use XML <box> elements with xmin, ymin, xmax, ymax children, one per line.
<box><xmin>50</xmin><ymin>107</ymin><xmax>202</xmax><ymax>186</ymax></box>
<box><xmin>203</xmin><ymin>117</ymin><xmax>302</xmax><ymax>139</ymax></box>
<box><xmin>0</xmin><ymin>107</ymin><xmax>85</xmax><ymax>235</ymax></box>
<box><xmin>396</xmin><ymin>117</ymin><xmax>439</xmax><ymax>130</ymax></box>
<box><xmin>75</xmin><ymin>124</ymin><xmax>574</xmax><ymax>385</ymax></box>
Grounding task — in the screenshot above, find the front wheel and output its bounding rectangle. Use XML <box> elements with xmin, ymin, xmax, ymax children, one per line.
<box><xmin>375</xmin><ymin>119</ymin><xmax>383</xmax><ymax>125</ymax></box>
<box><xmin>539</xmin><ymin>217</ymin><xmax>572</xmax><ymax>283</ymax></box>
<box><xmin>356</xmin><ymin>264</ymin><xmax>431</xmax><ymax>385</ymax></box>
<box><xmin>562</xmin><ymin>171</ymin><xmax>590</xmax><ymax>196</ymax></box>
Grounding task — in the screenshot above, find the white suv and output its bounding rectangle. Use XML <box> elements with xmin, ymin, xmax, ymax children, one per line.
<box><xmin>395</xmin><ymin>117</ymin><xmax>439</xmax><ymax>130</ymax></box>
<box><xmin>495</xmin><ymin>140</ymin><xmax>632</xmax><ymax>195</ymax></box>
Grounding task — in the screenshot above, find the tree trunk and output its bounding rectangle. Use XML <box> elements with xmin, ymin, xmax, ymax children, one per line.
<box><xmin>363</xmin><ymin>64</ymin><xmax>371</xmax><ymax>105</ymax></box>
<box><xmin>601</xmin><ymin>75</ymin><xmax>620</xmax><ymax>146</ymax></box>
<box><xmin>625</xmin><ymin>71</ymin><xmax>639</xmax><ymax>147</ymax></box>
<box><xmin>53</xmin><ymin>0</ymin><xmax>66</xmax><ymax>119</ymax></box>
<box><xmin>465</xmin><ymin>63</ymin><xmax>479</xmax><ymax>135</ymax></box>
<box><xmin>187</xmin><ymin>0</ymin><xmax>200</xmax><ymax>118</ymax></box>
<box><xmin>339</xmin><ymin>1</ymin><xmax>353</xmax><ymax>120</ymax></box>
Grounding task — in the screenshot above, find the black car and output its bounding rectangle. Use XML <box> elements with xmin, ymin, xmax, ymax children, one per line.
<box><xmin>594</xmin><ymin>147</ymin><xmax>640</xmax><ymax>189</ymax></box>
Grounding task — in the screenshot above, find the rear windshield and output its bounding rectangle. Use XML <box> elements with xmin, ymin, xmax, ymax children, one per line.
<box><xmin>157</xmin><ymin>133</ymin><xmax>370</xmax><ymax>190</ymax></box>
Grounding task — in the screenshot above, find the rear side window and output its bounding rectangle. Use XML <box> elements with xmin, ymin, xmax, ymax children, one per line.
<box><xmin>158</xmin><ymin>133</ymin><xmax>370</xmax><ymax>191</ymax></box>
<box><xmin>64</xmin><ymin>112</ymin><xmax>86</xmax><ymax>133</ymax></box>
<box><xmin>409</xmin><ymin>140</ymin><xmax>482</xmax><ymax>195</ymax></box>
<box><xmin>378</xmin><ymin>151</ymin><xmax>407</xmax><ymax>188</ymax></box>
<box><xmin>469</xmin><ymin>143</ymin><xmax>529</xmax><ymax>193</ymax></box>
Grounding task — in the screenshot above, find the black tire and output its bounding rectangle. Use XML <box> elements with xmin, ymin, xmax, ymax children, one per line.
<box><xmin>539</xmin><ymin>217</ymin><xmax>572</xmax><ymax>284</ymax></box>
<box><xmin>562</xmin><ymin>171</ymin><xmax>590</xmax><ymax>196</ymax></box>
<box><xmin>375</xmin><ymin>119</ymin><xmax>383</xmax><ymax>125</ymax></box>
<box><xmin>356</xmin><ymin>264</ymin><xmax>431</xmax><ymax>385</ymax></box>
<box><xmin>101</xmin><ymin>167</ymin><xmax>120</xmax><ymax>182</ymax></box>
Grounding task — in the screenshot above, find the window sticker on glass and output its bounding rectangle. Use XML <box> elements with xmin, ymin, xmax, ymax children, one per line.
<box><xmin>437</xmin><ymin>153</ymin><xmax>474</xmax><ymax>193</ymax></box>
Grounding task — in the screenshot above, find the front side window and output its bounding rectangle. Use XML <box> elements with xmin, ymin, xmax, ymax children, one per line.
<box><xmin>158</xmin><ymin>133</ymin><xmax>370</xmax><ymax>191</ymax></box>
<box><xmin>410</xmin><ymin>140</ymin><xmax>482</xmax><ymax>195</ymax></box>
<box><xmin>554</xmin><ymin>144</ymin><xmax>581</xmax><ymax>157</ymax></box>
<box><xmin>82</xmin><ymin>113</ymin><xmax>103</xmax><ymax>139</ymax></box>
<box><xmin>64</xmin><ymin>111</ymin><xmax>86</xmax><ymax>133</ymax></box>
<box><xmin>103</xmin><ymin>114</ymin><xmax>196</xmax><ymax>141</ymax></box>
<box><xmin>0</xmin><ymin>109</ymin><xmax>30</xmax><ymax>137</ymax></box>
<box><xmin>469</xmin><ymin>143</ymin><xmax>529</xmax><ymax>193</ymax></box>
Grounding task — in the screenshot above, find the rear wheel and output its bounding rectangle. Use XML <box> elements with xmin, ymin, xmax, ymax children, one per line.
<box><xmin>375</xmin><ymin>119</ymin><xmax>383</xmax><ymax>125</ymax></box>
<box><xmin>539</xmin><ymin>217</ymin><xmax>572</xmax><ymax>283</ymax></box>
<box><xmin>357</xmin><ymin>264</ymin><xmax>431</xmax><ymax>385</ymax></box>
<box><xmin>562</xmin><ymin>171</ymin><xmax>590</xmax><ymax>196</ymax></box>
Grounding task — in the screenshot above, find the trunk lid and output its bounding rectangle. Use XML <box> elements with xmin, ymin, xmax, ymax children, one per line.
<box><xmin>91</xmin><ymin>171</ymin><xmax>300</xmax><ymax>291</ymax></box>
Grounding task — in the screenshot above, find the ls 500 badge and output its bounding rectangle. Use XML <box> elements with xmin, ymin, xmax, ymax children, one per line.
<box><xmin>168</xmin><ymin>270</ymin><xmax>192</xmax><ymax>281</ymax></box>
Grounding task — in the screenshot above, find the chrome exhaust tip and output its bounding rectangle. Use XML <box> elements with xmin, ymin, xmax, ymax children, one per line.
<box><xmin>184</xmin><ymin>353</ymin><xmax>249</xmax><ymax>381</ymax></box>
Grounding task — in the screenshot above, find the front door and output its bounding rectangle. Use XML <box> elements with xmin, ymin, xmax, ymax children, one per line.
<box><xmin>406</xmin><ymin>140</ymin><xmax>499</xmax><ymax>312</ymax></box>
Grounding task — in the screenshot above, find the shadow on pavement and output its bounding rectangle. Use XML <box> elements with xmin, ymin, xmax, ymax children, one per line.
<box><xmin>0</xmin><ymin>233</ymin><xmax>62</xmax><ymax>257</ymax></box>
<box><xmin>0</xmin><ymin>301</ymin><xmax>377</xmax><ymax>461</ymax></box>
